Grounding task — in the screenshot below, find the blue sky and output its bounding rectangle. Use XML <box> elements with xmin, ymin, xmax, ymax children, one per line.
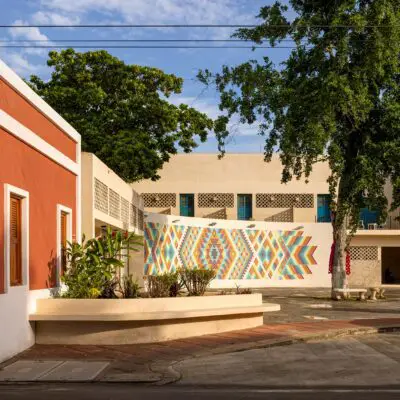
<box><xmin>0</xmin><ymin>0</ymin><xmax>293</xmax><ymax>153</ymax></box>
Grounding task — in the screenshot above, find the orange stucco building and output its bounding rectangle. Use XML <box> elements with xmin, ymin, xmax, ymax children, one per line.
<box><xmin>0</xmin><ymin>59</ymin><xmax>81</xmax><ymax>362</ymax></box>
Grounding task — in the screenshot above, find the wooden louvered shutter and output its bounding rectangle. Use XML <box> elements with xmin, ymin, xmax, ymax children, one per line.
<box><xmin>10</xmin><ymin>195</ymin><xmax>22</xmax><ymax>286</ymax></box>
<box><xmin>60</xmin><ymin>212</ymin><xmax>67</xmax><ymax>273</ymax></box>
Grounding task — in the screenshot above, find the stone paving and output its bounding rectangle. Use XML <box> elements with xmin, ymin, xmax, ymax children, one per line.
<box><xmin>1</xmin><ymin>287</ymin><xmax>400</xmax><ymax>383</ymax></box>
<box><xmin>259</xmin><ymin>287</ymin><xmax>400</xmax><ymax>323</ymax></box>
<box><xmin>175</xmin><ymin>332</ymin><xmax>400</xmax><ymax>387</ymax></box>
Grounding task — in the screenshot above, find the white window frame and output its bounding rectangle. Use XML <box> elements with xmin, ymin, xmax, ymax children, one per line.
<box><xmin>56</xmin><ymin>204</ymin><xmax>73</xmax><ymax>286</ymax></box>
<box><xmin>4</xmin><ymin>184</ymin><xmax>29</xmax><ymax>293</ymax></box>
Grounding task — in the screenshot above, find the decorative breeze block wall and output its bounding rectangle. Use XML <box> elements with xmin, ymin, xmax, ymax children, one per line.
<box><xmin>256</xmin><ymin>193</ymin><xmax>314</xmax><ymax>208</ymax></box>
<box><xmin>349</xmin><ymin>246</ymin><xmax>378</xmax><ymax>260</ymax></box>
<box><xmin>348</xmin><ymin>246</ymin><xmax>380</xmax><ymax>288</ymax></box>
<box><xmin>130</xmin><ymin>203</ymin><xmax>137</xmax><ymax>227</ymax></box>
<box><xmin>138</xmin><ymin>209</ymin><xmax>144</xmax><ymax>230</ymax></box>
<box><xmin>121</xmin><ymin>197</ymin><xmax>129</xmax><ymax>224</ymax></box>
<box><xmin>109</xmin><ymin>189</ymin><xmax>121</xmax><ymax>220</ymax></box>
<box><xmin>143</xmin><ymin>193</ymin><xmax>176</xmax><ymax>208</ymax></box>
<box><xmin>198</xmin><ymin>193</ymin><xmax>234</xmax><ymax>208</ymax></box>
<box><xmin>94</xmin><ymin>178</ymin><xmax>108</xmax><ymax>214</ymax></box>
<box><xmin>93</xmin><ymin>178</ymin><xmax>143</xmax><ymax>231</ymax></box>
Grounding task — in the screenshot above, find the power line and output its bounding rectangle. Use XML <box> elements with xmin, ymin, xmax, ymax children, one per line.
<box><xmin>0</xmin><ymin>45</ymin><xmax>302</xmax><ymax>49</ymax></box>
<box><xmin>0</xmin><ymin>23</ymin><xmax>397</xmax><ymax>28</ymax></box>
<box><xmin>2</xmin><ymin>24</ymin><xmax>257</xmax><ymax>28</ymax></box>
<box><xmin>0</xmin><ymin>39</ymin><xmax>300</xmax><ymax>43</ymax></box>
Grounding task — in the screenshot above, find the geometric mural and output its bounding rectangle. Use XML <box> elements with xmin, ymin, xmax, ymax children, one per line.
<box><xmin>144</xmin><ymin>222</ymin><xmax>318</xmax><ymax>280</ymax></box>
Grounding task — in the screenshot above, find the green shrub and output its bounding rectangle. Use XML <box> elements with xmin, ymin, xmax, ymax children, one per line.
<box><xmin>235</xmin><ymin>283</ymin><xmax>253</xmax><ymax>295</ymax></box>
<box><xmin>145</xmin><ymin>272</ymin><xmax>179</xmax><ymax>298</ymax></box>
<box><xmin>121</xmin><ymin>275</ymin><xmax>141</xmax><ymax>298</ymax></box>
<box><xmin>179</xmin><ymin>267</ymin><xmax>216</xmax><ymax>296</ymax></box>
<box><xmin>61</xmin><ymin>227</ymin><xmax>142</xmax><ymax>299</ymax></box>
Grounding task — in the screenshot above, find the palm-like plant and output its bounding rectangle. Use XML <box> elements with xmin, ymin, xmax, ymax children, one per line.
<box><xmin>61</xmin><ymin>227</ymin><xmax>143</xmax><ymax>298</ymax></box>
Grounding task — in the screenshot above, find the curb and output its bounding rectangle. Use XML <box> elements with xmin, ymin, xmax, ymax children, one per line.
<box><xmin>190</xmin><ymin>325</ymin><xmax>400</xmax><ymax>358</ymax></box>
<box><xmin>1</xmin><ymin>323</ymin><xmax>399</xmax><ymax>385</ymax></box>
<box><xmin>153</xmin><ymin>324</ymin><xmax>400</xmax><ymax>385</ymax></box>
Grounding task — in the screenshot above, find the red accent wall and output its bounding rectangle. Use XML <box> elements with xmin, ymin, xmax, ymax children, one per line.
<box><xmin>0</xmin><ymin>128</ymin><xmax>77</xmax><ymax>292</ymax></box>
<box><xmin>0</xmin><ymin>79</ymin><xmax>77</xmax><ymax>162</ymax></box>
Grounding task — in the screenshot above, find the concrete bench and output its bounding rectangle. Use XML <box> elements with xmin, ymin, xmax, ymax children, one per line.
<box><xmin>368</xmin><ymin>287</ymin><xmax>386</xmax><ymax>300</ymax></box>
<box><xmin>29</xmin><ymin>295</ymin><xmax>280</xmax><ymax>345</ymax></box>
<box><xmin>333</xmin><ymin>288</ymin><xmax>367</xmax><ymax>301</ymax></box>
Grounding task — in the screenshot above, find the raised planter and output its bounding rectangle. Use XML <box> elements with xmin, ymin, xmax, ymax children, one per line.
<box><xmin>30</xmin><ymin>294</ymin><xmax>280</xmax><ymax>345</ymax></box>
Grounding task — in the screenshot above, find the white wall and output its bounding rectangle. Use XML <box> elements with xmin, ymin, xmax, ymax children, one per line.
<box><xmin>0</xmin><ymin>288</ymin><xmax>50</xmax><ymax>363</ymax></box>
<box><xmin>144</xmin><ymin>213</ymin><xmax>332</xmax><ymax>288</ymax></box>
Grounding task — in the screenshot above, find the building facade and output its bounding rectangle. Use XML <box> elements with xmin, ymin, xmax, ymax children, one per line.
<box><xmin>0</xmin><ymin>59</ymin><xmax>81</xmax><ymax>362</ymax></box>
<box><xmin>81</xmin><ymin>152</ymin><xmax>144</xmax><ymax>280</ymax></box>
<box><xmin>133</xmin><ymin>154</ymin><xmax>332</xmax><ymax>222</ymax></box>
<box><xmin>134</xmin><ymin>154</ymin><xmax>400</xmax><ymax>288</ymax></box>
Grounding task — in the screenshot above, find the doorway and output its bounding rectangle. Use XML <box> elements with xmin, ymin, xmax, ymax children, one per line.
<box><xmin>382</xmin><ymin>247</ymin><xmax>400</xmax><ymax>284</ymax></box>
<box><xmin>317</xmin><ymin>194</ymin><xmax>331</xmax><ymax>222</ymax></box>
<box><xmin>237</xmin><ymin>194</ymin><xmax>252</xmax><ymax>220</ymax></box>
<box><xmin>180</xmin><ymin>194</ymin><xmax>195</xmax><ymax>217</ymax></box>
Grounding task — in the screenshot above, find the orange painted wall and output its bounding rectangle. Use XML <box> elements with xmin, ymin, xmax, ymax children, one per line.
<box><xmin>0</xmin><ymin>79</ymin><xmax>77</xmax><ymax>162</ymax></box>
<box><xmin>0</xmin><ymin>128</ymin><xmax>76</xmax><ymax>292</ymax></box>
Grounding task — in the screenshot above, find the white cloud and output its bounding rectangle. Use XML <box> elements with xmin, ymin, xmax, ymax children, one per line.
<box><xmin>39</xmin><ymin>0</ymin><xmax>254</xmax><ymax>26</ymax></box>
<box><xmin>8</xmin><ymin>20</ymin><xmax>54</xmax><ymax>57</ymax></box>
<box><xmin>9</xmin><ymin>20</ymin><xmax>49</xmax><ymax>41</ymax></box>
<box><xmin>31</xmin><ymin>11</ymin><xmax>80</xmax><ymax>25</ymax></box>
<box><xmin>0</xmin><ymin>52</ymin><xmax>46</xmax><ymax>76</ymax></box>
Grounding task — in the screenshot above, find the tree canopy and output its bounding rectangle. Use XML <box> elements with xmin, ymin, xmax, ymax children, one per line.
<box><xmin>30</xmin><ymin>49</ymin><xmax>213</xmax><ymax>182</ymax></box>
<box><xmin>199</xmin><ymin>0</ymin><xmax>400</xmax><ymax>290</ymax></box>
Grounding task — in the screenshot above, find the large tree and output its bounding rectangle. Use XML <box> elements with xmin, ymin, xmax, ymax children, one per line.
<box><xmin>199</xmin><ymin>1</ymin><xmax>400</xmax><ymax>293</ymax></box>
<box><xmin>30</xmin><ymin>49</ymin><xmax>213</xmax><ymax>181</ymax></box>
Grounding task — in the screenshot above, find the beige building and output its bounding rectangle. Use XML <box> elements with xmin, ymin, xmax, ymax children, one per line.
<box><xmin>133</xmin><ymin>153</ymin><xmax>332</xmax><ymax>223</ymax></box>
<box><xmin>81</xmin><ymin>153</ymin><xmax>144</xmax><ymax>278</ymax></box>
<box><xmin>133</xmin><ymin>153</ymin><xmax>400</xmax><ymax>287</ymax></box>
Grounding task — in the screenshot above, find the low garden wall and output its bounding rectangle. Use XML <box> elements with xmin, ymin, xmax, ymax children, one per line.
<box><xmin>30</xmin><ymin>294</ymin><xmax>280</xmax><ymax>345</ymax></box>
<box><xmin>144</xmin><ymin>213</ymin><xmax>332</xmax><ymax>288</ymax></box>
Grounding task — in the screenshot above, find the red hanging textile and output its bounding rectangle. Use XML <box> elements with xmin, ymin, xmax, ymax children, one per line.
<box><xmin>328</xmin><ymin>241</ymin><xmax>351</xmax><ymax>275</ymax></box>
<box><xmin>346</xmin><ymin>250</ymin><xmax>351</xmax><ymax>275</ymax></box>
<box><xmin>328</xmin><ymin>241</ymin><xmax>335</xmax><ymax>274</ymax></box>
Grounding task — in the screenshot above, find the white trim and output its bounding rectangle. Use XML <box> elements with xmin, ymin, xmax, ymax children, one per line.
<box><xmin>0</xmin><ymin>58</ymin><xmax>80</xmax><ymax>142</ymax></box>
<box><xmin>56</xmin><ymin>204</ymin><xmax>73</xmax><ymax>286</ymax></box>
<box><xmin>0</xmin><ymin>110</ymin><xmax>79</xmax><ymax>176</ymax></box>
<box><xmin>76</xmin><ymin>143</ymin><xmax>82</xmax><ymax>243</ymax></box>
<box><xmin>3</xmin><ymin>184</ymin><xmax>29</xmax><ymax>293</ymax></box>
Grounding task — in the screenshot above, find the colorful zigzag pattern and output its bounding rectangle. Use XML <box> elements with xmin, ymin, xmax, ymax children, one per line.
<box><xmin>144</xmin><ymin>222</ymin><xmax>317</xmax><ymax>280</ymax></box>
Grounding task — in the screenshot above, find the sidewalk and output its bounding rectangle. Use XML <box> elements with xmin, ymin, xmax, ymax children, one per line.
<box><xmin>1</xmin><ymin>288</ymin><xmax>400</xmax><ymax>383</ymax></box>
<box><xmin>2</xmin><ymin>317</ymin><xmax>400</xmax><ymax>383</ymax></box>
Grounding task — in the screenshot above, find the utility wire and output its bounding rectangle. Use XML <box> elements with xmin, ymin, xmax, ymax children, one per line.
<box><xmin>0</xmin><ymin>24</ymin><xmax>397</xmax><ymax>28</ymax></box>
<box><xmin>0</xmin><ymin>45</ymin><xmax>304</xmax><ymax>49</ymax></box>
<box><xmin>0</xmin><ymin>39</ymin><xmax>301</xmax><ymax>42</ymax></box>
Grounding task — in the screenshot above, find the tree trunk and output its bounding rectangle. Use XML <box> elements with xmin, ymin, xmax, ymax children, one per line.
<box><xmin>331</xmin><ymin>218</ymin><xmax>348</xmax><ymax>297</ymax></box>
<box><xmin>330</xmin><ymin>175</ymin><xmax>350</xmax><ymax>298</ymax></box>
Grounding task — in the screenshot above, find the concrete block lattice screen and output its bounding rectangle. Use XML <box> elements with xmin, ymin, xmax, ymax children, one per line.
<box><xmin>144</xmin><ymin>213</ymin><xmax>332</xmax><ymax>288</ymax></box>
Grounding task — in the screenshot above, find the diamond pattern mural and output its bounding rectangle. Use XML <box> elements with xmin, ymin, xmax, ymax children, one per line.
<box><xmin>144</xmin><ymin>222</ymin><xmax>318</xmax><ymax>280</ymax></box>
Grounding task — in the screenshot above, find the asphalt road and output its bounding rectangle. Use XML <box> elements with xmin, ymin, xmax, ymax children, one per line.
<box><xmin>175</xmin><ymin>333</ymin><xmax>400</xmax><ymax>387</ymax></box>
<box><xmin>2</xmin><ymin>385</ymin><xmax>400</xmax><ymax>400</ymax></box>
<box><xmin>3</xmin><ymin>332</ymin><xmax>400</xmax><ymax>399</ymax></box>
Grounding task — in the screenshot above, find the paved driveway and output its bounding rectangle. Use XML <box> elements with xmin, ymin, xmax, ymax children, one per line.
<box><xmin>175</xmin><ymin>333</ymin><xmax>400</xmax><ymax>387</ymax></box>
<box><xmin>260</xmin><ymin>287</ymin><xmax>400</xmax><ymax>323</ymax></box>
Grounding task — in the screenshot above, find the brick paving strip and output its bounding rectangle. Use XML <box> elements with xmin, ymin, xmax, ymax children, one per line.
<box><xmin>2</xmin><ymin>317</ymin><xmax>400</xmax><ymax>384</ymax></box>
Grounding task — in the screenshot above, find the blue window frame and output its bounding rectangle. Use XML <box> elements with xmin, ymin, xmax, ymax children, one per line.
<box><xmin>237</xmin><ymin>194</ymin><xmax>252</xmax><ymax>220</ymax></box>
<box><xmin>317</xmin><ymin>194</ymin><xmax>331</xmax><ymax>222</ymax></box>
<box><xmin>180</xmin><ymin>194</ymin><xmax>194</xmax><ymax>217</ymax></box>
